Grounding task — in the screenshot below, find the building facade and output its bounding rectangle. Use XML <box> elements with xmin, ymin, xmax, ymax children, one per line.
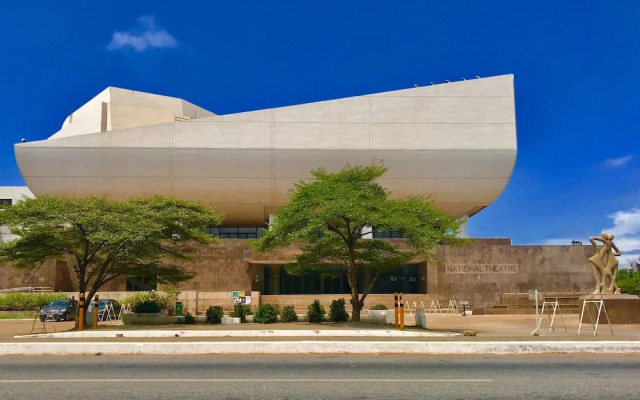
<box><xmin>0</xmin><ymin>75</ymin><xmax>594</xmax><ymax>310</ymax></box>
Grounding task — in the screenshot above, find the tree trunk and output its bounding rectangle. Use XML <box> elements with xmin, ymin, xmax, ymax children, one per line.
<box><xmin>350</xmin><ymin>297</ymin><xmax>364</xmax><ymax>322</ymax></box>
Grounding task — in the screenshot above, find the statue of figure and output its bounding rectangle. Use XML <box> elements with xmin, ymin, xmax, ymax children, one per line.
<box><xmin>588</xmin><ymin>233</ymin><xmax>621</xmax><ymax>294</ymax></box>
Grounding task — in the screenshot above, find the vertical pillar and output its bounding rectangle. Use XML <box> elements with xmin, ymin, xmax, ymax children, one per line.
<box><xmin>399</xmin><ymin>292</ymin><xmax>405</xmax><ymax>331</ymax></box>
<box><xmin>78</xmin><ymin>293</ymin><xmax>85</xmax><ymax>331</ymax></box>
<box><xmin>93</xmin><ymin>295</ymin><xmax>99</xmax><ymax>328</ymax></box>
<box><xmin>456</xmin><ymin>215</ymin><xmax>469</xmax><ymax>238</ymax></box>
<box><xmin>362</xmin><ymin>226</ymin><xmax>373</xmax><ymax>239</ymax></box>
<box><xmin>394</xmin><ymin>293</ymin><xmax>399</xmax><ymax>328</ymax></box>
<box><xmin>268</xmin><ymin>214</ymin><xmax>275</xmax><ymax>231</ymax></box>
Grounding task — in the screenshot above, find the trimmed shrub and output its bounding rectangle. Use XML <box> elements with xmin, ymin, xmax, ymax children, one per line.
<box><xmin>254</xmin><ymin>303</ymin><xmax>278</xmax><ymax>324</ymax></box>
<box><xmin>370</xmin><ymin>303</ymin><xmax>388</xmax><ymax>310</ymax></box>
<box><xmin>230</xmin><ymin>303</ymin><xmax>253</xmax><ymax>322</ymax></box>
<box><xmin>121</xmin><ymin>292</ymin><xmax>170</xmax><ymax>312</ymax></box>
<box><xmin>183</xmin><ymin>312</ymin><xmax>197</xmax><ymax>324</ymax></box>
<box><xmin>329</xmin><ymin>298</ymin><xmax>349</xmax><ymax>322</ymax></box>
<box><xmin>306</xmin><ymin>299</ymin><xmax>325</xmax><ymax>323</ymax></box>
<box><xmin>206</xmin><ymin>305</ymin><xmax>224</xmax><ymax>324</ymax></box>
<box><xmin>281</xmin><ymin>305</ymin><xmax>298</xmax><ymax>322</ymax></box>
<box><xmin>0</xmin><ymin>292</ymin><xmax>68</xmax><ymax>311</ymax></box>
<box><xmin>133</xmin><ymin>301</ymin><xmax>160</xmax><ymax>313</ymax></box>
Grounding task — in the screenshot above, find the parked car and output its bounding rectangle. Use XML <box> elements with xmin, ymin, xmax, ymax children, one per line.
<box><xmin>87</xmin><ymin>299</ymin><xmax>122</xmax><ymax>320</ymax></box>
<box><xmin>40</xmin><ymin>300</ymin><xmax>77</xmax><ymax>322</ymax></box>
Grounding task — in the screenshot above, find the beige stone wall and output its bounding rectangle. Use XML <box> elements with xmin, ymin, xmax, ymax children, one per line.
<box><xmin>174</xmin><ymin>240</ymin><xmax>253</xmax><ymax>292</ymax></box>
<box><xmin>428</xmin><ymin>244</ymin><xmax>593</xmax><ymax>306</ymax></box>
<box><xmin>0</xmin><ymin>240</ymin><xmax>594</xmax><ymax>309</ymax></box>
<box><xmin>0</xmin><ymin>259</ymin><xmax>70</xmax><ymax>290</ymax></box>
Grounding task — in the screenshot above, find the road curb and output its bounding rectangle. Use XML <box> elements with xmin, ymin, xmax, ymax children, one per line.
<box><xmin>16</xmin><ymin>329</ymin><xmax>458</xmax><ymax>339</ymax></box>
<box><xmin>2</xmin><ymin>341</ymin><xmax>640</xmax><ymax>355</ymax></box>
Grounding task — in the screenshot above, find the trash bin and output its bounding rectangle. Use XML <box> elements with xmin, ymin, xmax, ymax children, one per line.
<box><xmin>175</xmin><ymin>302</ymin><xmax>183</xmax><ymax>316</ymax></box>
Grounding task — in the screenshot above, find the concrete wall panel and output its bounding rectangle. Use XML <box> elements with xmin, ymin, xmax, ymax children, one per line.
<box><xmin>25</xmin><ymin>124</ymin><xmax>172</xmax><ymax>148</ymax></box>
<box><xmin>371</xmin><ymin>123</ymin><xmax>516</xmax><ymax>150</ymax></box>
<box><xmin>172</xmin><ymin>149</ymin><xmax>271</xmax><ymax>178</ymax></box>
<box><xmin>273</xmin><ymin>96</ymin><xmax>370</xmax><ymax>123</ymax></box>
<box><xmin>17</xmin><ymin>148</ymin><xmax>170</xmax><ymax>177</ymax></box>
<box><xmin>371</xmin><ymin>96</ymin><xmax>515</xmax><ymax>124</ymax></box>
<box><xmin>377</xmin><ymin>150</ymin><xmax>515</xmax><ymax>178</ymax></box>
<box><xmin>273</xmin><ymin>122</ymin><xmax>370</xmax><ymax>150</ymax></box>
<box><xmin>173</xmin><ymin>178</ymin><xmax>272</xmax><ymax>204</ymax></box>
<box><xmin>22</xmin><ymin>177</ymin><xmax>172</xmax><ymax>198</ymax></box>
<box><xmin>172</xmin><ymin>121</ymin><xmax>272</xmax><ymax>149</ymax></box>
<box><xmin>273</xmin><ymin>150</ymin><xmax>370</xmax><ymax>177</ymax></box>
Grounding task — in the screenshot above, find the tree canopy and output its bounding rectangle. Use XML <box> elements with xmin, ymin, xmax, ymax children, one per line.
<box><xmin>617</xmin><ymin>268</ymin><xmax>640</xmax><ymax>294</ymax></box>
<box><xmin>0</xmin><ymin>195</ymin><xmax>224</xmax><ymax>319</ymax></box>
<box><xmin>252</xmin><ymin>162</ymin><xmax>465</xmax><ymax>321</ymax></box>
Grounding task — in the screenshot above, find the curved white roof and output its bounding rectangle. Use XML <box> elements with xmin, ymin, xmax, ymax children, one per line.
<box><xmin>16</xmin><ymin>75</ymin><xmax>517</xmax><ymax>225</ymax></box>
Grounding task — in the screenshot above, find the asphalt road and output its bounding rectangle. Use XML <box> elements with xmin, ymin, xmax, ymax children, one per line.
<box><xmin>0</xmin><ymin>354</ymin><xmax>638</xmax><ymax>399</ymax></box>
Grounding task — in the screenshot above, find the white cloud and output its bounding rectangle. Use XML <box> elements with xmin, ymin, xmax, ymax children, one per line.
<box><xmin>606</xmin><ymin>208</ymin><xmax>640</xmax><ymax>236</ymax></box>
<box><xmin>604</xmin><ymin>155</ymin><xmax>633</xmax><ymax>168</ymax></box>
<box><xmin>604</xmin><ymin>208</ymin><xmax>640</xmax><ymax>267</ymax></box>
<box><xmin>107</xmin><ymin>16</ymin><xmax>177</xmax><ymax>52</ymax></box>
<box><xmin>542</xmin><ymin>208</ymin><xmax>640</xmax><ymax>268</ymax></box>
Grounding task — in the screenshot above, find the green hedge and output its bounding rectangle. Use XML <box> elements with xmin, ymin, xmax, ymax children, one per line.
<box><xmin>121</xmin><ymin>292</ymin><xmax>171</xmax><ymax>311</ymax></box>
<box><xmin>133</xmin><ymin>301</ymin><xmax>161</xmax><ymax>313</ymax></box>
<box><xmin>0</xmin><ymin>292</ymin><xmax>68</xmax><ymax>311</ymax></box>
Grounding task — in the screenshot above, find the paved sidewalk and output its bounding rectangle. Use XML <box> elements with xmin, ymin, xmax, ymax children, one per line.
<box><xmin>2</xmin><ymin>314</ymin><xmax>639</xmax><ymax>355</ymax></box>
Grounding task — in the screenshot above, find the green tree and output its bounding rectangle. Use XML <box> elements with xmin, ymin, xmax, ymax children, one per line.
<box><xmin>0</xmin><ymin>195</ymin><xmax>223</xmax><ymax>324</ymax></box>
<box><xmin>617</xmin><ymin>268</ymin><xmax>640</xmax><ymax>294</ymax></box>
<box><xmin>251</xmin><ymin>163</ymin><xmax>465</xmax><ymax>322</ymax></box>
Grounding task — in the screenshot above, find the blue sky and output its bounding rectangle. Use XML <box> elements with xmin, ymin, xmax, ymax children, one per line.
<box><xmin>1</xmin><ymin>2</ymin><xmax>638</xmax><ymax>264</ymax></box>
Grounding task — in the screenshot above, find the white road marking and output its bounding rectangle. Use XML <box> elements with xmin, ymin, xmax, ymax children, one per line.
<box><xmin>0</xmin><ymin>378</ymin><xmax>492</xmax><ymax>383</ymax></box>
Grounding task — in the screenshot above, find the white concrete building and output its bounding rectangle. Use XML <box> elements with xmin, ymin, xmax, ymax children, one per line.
<box><xmin>0</xmin><ymin>186</ymin><xmax>34</xmax><ymax>244</ymax></box>
<box><xmin>13</xmin><ymin>75</ymin><xmax>517</xmax><ymax>227</ymax></box>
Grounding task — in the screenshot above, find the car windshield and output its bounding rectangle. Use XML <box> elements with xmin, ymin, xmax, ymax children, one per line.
<box><xmin>49</xmin><ymin>301</ymin><xmax>68</xmax><ymax>307</ymax></box>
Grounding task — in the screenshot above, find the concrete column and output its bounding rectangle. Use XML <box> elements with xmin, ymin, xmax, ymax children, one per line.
<box><xmin>268</xmin><ymin>214</ymin><xmax>275</xmax><ymax>231</ymax></box>
<box><xmin>362</xmin><ymin>226</ymin><xmax>373</xmax><ymax>239</ymax></box>
<box><xmin>456</xmin><ymin>216</ymin><xmax>469</xmax><ymax>238</ymax></box>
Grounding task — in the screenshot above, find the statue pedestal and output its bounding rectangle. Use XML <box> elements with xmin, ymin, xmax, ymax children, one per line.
<box><xmin>579</xmin><ymin>294</ymin><xmax>640</xmax><ymax>324</ymax></box>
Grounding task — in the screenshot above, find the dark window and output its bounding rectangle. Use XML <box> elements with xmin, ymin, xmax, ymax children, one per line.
<box><xmin>204</xmin><ymin>226</ymin><xmax>266</xmax><ymax>239</ymax></box>
<box><xmin>372</xmin><ymin>227</ymin><xmax>404</xmax><ymax>239</ymax></box>
<box><xmin>126</xmin><ymin>276</ymin><xmax>157</xmax><ymax>291</ymax></box>
<box><xmin>261</xmin><ymin>264</ymin><xmax>422</xmax><ymax>295</ymax></box>
<box><xmin>0</xmin><ymin>199</ymin><xmax>12</xmax><ymax>209</ymax></box>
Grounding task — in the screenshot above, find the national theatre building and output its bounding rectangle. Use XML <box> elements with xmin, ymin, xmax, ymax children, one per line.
<box><xmin>0</xmin><ymin>75</ymin><xmax>593</xmax><ymax>312</ymax></box>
